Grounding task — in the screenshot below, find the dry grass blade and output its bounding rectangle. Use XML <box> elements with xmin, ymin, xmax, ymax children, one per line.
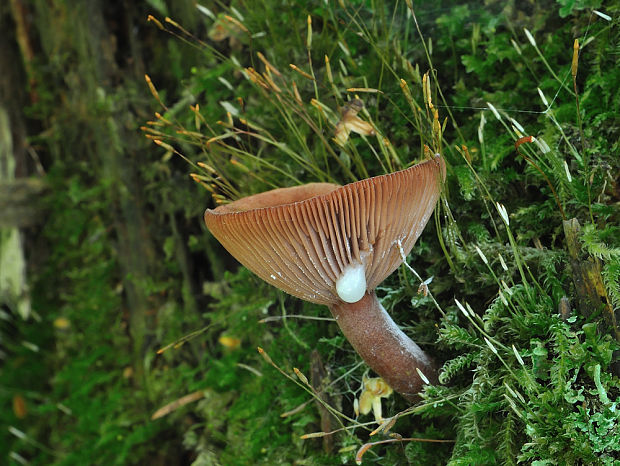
<box><xmin>355</xmin><ymin>436</ymin><xmax>455</xmax><ymax>464</ymax></box>
<box><xmin>151</xmin><ymin>390</ymin><xmax>206</xmax><ymax>420</ymax></box>
<box><xmin>157</xmin><ymin>324</ymin><xmax>214</xmax><ymax>354</ymax></box>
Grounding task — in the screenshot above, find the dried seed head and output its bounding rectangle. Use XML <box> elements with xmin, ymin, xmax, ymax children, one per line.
<box><xmin>292</xmin><ymin>81</ymin><xmax>302</xmax><ymax>105</ymax></box>
<box><xmin>524</xmin><ymin>28</ymin><xmax>536</xmax><ymax>47</ymax></box>
<box><xmin>147</xmin><ymin>15</ymin><xmax>165</xmax><ymax>30</ymax></box>
<box><xmin>257</xmin><ymin>52</ymin><xmax>282</xmax><ymax>77</ymax></box>
<box><xmin>487</xmin><ymin>102</ymin><xmax>501</xmax><ymax>121</ymax></box>
<box><xmin>289</xmin><ymin>64</ymin><xmax>315</xmax><ymax>81</ymax></box>
<box><xmin>571</xmin><ymin>39</ymin><xmax>579</xmax><ymax>78</ymax></box>
<box><xmin>325</xmin><ymin>55</ymin><xmax>334</xmax><ymax>84</ymax></box>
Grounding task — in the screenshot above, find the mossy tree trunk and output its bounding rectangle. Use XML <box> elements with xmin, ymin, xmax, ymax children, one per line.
<box><xmin>5</xmin><ymin>0</ymin><xmax>202</xmax><ymax>397</ymax></box>
<box><xmin>0</xmin><ymin>3</ymin><xmax>36</xmax><ymax>321</ymax></box>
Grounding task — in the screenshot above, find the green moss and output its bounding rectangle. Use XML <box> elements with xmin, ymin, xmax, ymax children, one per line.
<box><xmin>3</xmin><ymin>0</ymin><xmax>619</xmax><ymax>464</ymax></box>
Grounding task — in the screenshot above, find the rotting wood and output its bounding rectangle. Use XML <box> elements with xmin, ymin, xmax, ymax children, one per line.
<box><xmin>563</xmin><ymin>218</ymin><xmax>619</xmax><ymax>341</ymax></box>
<box><xmin>0</xmin><ymin>107</ymin><xmax>31</xmax><ymax>319</ymax></box>
<box><xmin>0</xmin><ymin>178</ymin><xmax>48</xmax><ymax>228</ymax></box>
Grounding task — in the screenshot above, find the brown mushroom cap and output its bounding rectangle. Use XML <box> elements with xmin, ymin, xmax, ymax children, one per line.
<box><xmin>204</xmin><ymin>155</ymin><xmax>446</xmax><ymax>305</ymax></box>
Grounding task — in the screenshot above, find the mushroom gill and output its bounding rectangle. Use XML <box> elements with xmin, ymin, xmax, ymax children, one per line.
<box><xmin>204</xmin><ymin>155</ymin><xmax>446</xmax><ymax>399</ymax></box>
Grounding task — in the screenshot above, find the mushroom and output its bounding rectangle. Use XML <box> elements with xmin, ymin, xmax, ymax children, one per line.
<box><xmin>204</xmin><ymin>155</ymin><xmax>445</xmax><ymax>400</ymax></box>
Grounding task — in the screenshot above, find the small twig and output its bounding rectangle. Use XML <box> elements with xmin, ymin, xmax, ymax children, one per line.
<box><xmin>355</xmin><ymin>436</ymin><xmax>455</xmax><ymax>464</ymax></box>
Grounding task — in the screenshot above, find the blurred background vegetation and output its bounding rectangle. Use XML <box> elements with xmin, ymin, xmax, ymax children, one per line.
<box><xmin>1</xmin><ymin>0</ymin><xmax>619</xmax><ymax>464</ymax></box>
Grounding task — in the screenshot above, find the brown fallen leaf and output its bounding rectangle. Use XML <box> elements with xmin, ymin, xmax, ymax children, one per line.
<box><xmin>334</xmin><ymin>99</ymin><xmax>375</xmax><ymax>146</ymax></box>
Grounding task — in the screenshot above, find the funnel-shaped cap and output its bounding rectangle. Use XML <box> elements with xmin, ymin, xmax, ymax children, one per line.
<box><xmin>204</xmin><ymin>155</ymin><xmax>445</xmax><ymax>305</ymax></box>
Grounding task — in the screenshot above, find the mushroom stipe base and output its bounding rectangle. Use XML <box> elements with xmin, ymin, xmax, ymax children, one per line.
<box><xmin>330</xmin><ymin>292</ymin><xmax>438</xmax><ymax>401</ymax></box>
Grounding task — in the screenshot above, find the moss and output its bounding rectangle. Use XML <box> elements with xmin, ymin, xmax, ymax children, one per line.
<box><xmin>3</xmin><ymin>0</ymin><xmax>619</xmax><ymax>464</ymax></box>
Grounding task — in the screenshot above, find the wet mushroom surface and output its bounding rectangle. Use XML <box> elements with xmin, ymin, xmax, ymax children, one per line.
<box><xmin>204</xmin><ymin>155</ymin><xmax>446</xmax><ymax>400</ymax></box>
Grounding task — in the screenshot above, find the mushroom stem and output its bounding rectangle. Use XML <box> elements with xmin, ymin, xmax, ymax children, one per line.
<box><xmin>329</xmin><ymin>292</ymin><xmax>437</xmax><ymax>401</ymax></box>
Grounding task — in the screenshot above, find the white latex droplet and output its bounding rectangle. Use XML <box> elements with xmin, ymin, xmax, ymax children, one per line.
<box><xmin>336</xmin><ymin>263</ymin><xmax>366</xmax><ymax>303</ymax></box>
